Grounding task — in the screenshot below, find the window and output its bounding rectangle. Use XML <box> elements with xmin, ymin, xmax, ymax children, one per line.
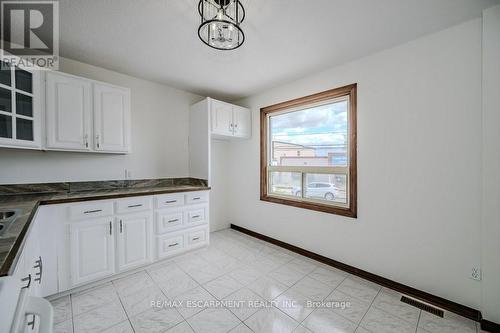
<box><xmin>260</xmin><ymin>84</ymin><xmax>357</xmax><ymax>217</ymax></box>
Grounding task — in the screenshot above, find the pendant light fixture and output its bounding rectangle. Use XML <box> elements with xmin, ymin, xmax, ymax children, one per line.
<box><xmin>198</xmin><ymin>0</ymin><xmax>245</xmax><ymax>50</ymax></box>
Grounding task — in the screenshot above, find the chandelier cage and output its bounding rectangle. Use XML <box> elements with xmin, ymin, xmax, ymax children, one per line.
<box><xmin>198</xmin><ymin>0</ymin><xmax>245</xmax><ymax>50</ymax></box>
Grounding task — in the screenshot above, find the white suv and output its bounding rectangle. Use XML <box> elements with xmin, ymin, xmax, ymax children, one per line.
<box><xmin>295</xmin><ymin>182</ymin><xmax>345</xmax><ymax>201</ymax></box>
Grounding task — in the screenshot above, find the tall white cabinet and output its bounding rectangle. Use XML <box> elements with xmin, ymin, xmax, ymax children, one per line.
<box><xmin>45</xmin><ymin>72</ymin><xmax>131</xmax><ymax>153</ymax></box>
<box><xmin>189</xmin><ymin>97</ymin><xmax>252</xmax><ymax>184</ymax></box>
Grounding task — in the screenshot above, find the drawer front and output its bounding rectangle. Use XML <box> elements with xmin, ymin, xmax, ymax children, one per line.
<box><xmin>115</xmin><ymin>197</ymin><xmax>152</xmax><ymax>214</ymax></box>
<box><xmin>157</xmin><ymin>234</ymin><xmax>184</xmax><ymax>258</ymax></box>
<box><xmin>156</xmin><ymin>211</ymin><xmax>184</xmax><ymax>234</ymax></box>
<box><xmin>69</xmin><ymin>201</ymin><xmax>114</xmax><ymax>220</ymax></box>
<box><xmin>187</xmin><ymin>229</ymin><xmax>207</xmax><ymax>246</ymax></box>
<box><xmin>155</xmin><ymin>193</ymin><xmax>185</xmax><ymax>209</ymax></box>
<box><xmin>186</xmin><ymin>207</ymin><xmax>206</xmax><ymax>225</ymax></box>
<box><xmin>185</xmin><ymin>191</ymin><xmax>208</xmax><ymax>204</ymax></box>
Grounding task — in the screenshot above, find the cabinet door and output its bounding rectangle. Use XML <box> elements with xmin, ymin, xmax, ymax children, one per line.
<box><xmin>116</xmin><ymin>213</ymin><xmax>152</xmax><ymax>272</ymax></box>
<box><xmin>93</xmin><ymin>83</ymin><xmax>131</xmax><ymax>153</ymax></box>
<box><xmin>211</xmin><ymin>99</ymin><xmax>234</xmax><ymax>136</ymax></box>
<box><xmin>70</xmin><ymin>218</ymin><xmax>115</xmax><ymax>286</ymax></box>
<box><xmin>232</xmin><ymin>106</ymin><xmax>251</xmax><ymax>138</ymax></box>
<box><xmin>45</xmin><ymin>72</ymin><xmax>92</xmax><ymax>151</ymax></box>
<box><xmin>0</xmin><ymin>61</ymin><xmax>42</xmax><ymax>149</ymax></box>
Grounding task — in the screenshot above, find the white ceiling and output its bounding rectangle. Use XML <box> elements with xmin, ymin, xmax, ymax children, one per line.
<box><xmin>59</xmin><ymin>0</ymin><xmax>499</xmax><ymax>100</ymax></box>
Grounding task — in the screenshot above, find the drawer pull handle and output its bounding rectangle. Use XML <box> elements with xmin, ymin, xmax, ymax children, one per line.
<box><xmin>127</xmin><ymin>204</ymin><xmax>143</xmax><ymax>208</ymax></box>
<box><xmin>168</xmin><ymin>219</ymin><xmax>179</xmax><ymax>223</ymax></box>
<box><xmin>21</xmin><ymin>274</ymin><xmax>31</xmax><ymax>289</ymax></box>
<box><xmin>192</xmin><ymin>197</ymin><xmax>201</xmax><ymax>200</ymax></box>
<box><xmin>168</xmin><ymin>242</ymin><xmax>179</xmax><ymax>247</ymax></box>
<box><xmin>34</xmin><ymin>256</ymin><xmax>42</xmax><ymax>284</ymax></box>
<box><xmin>193</xmin><ymin>237</ymin><xmax>200</xmax><ymax>241</ymax></box>
<box><xmin>27</xmin><ymin>314</ymin><xmax>35</xmax><ymax>330</ymax></box>
<box><xmin>84</xmin><ymin>209</ymin><xmax>102</xmax><ymax>214</ymax></box>
<box><xmin>166</xmin><ymin>200</ymin><xmax>177</xmax><ymax>204</ymax></box>
<box><xmin>192</xmin><ymin>215</ymin><xmax>200</xmax><ymax>219</ymax></box>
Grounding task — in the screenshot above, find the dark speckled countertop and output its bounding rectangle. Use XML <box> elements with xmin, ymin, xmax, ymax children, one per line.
<box><xmin>0</xmin><ymin>178</ymin><xmax>209</xmax><ymax>276</ymax></box>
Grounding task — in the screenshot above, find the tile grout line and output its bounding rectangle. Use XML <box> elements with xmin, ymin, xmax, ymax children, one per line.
<box><xmin>356</xmin><ymin>286</ymin><xmax>382</xmax><ymax>332</ymax></box>
<box><xmin>70</xmin><ymin>293</ymin><xmax>75</xmax><ymax>333</ymax></box>
<box><xmin>415</xmin><ymin>309</ymin><xmax>422</xmax><ymax>333</ymax></box>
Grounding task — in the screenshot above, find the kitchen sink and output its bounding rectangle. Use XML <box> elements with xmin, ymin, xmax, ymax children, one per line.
<box><xmin>0</xmin><ymin>210</ymin><xmax>16</xmax><ymax>221</ymax></box>
<box><xmin>0</xmin><ymin>209</ymin><xmax>20</xmax><ymax>236</ymax></box>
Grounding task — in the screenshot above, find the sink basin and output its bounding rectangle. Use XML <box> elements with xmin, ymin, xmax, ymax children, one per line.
<box><xmin>0</xmin><ymin>209</ymin><xmax>20</xmax><ymax>236</ymax></box>
<box><xmin>0</xmin><ymin>210</ymin><xmax>16</xmax><ymax>221</ymax></box>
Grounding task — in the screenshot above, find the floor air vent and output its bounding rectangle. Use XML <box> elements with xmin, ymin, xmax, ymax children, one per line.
<box><xmin>400</xmin><ymin>295</ymin><xmax>444</xmax><ymax>318</ymax></box>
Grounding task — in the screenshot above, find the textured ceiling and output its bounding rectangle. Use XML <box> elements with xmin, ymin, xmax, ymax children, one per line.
<box><xmin>58</xmin><ymin>0</ymin><xmax>499</xmax><ymax>100</ymax></box>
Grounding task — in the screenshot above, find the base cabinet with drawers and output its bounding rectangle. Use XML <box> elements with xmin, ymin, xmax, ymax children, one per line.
<box><xmin>59</xmin><ymin>190</ymin><xmax>209</xmax><ymax>292</ymax></box>
<box><xmin>9</xmin><ymin>189</ymin><xmax>209</xmax><ymax>303</ymax></box>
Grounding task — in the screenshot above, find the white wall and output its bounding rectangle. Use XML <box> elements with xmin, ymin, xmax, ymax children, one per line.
<box><xmin>229</xmin><ymin>19</ymin><xmax>483</xmax><ymax>309</ymax></box>
<box><xmin>481</xmin><ymin>5</ymin><xmax>500</xmax><ymax>324</ymax></box>
<box><xmin>0</xmin><ymin>57</ymin><xmax>202</xmax><ymax>184</ymax></box>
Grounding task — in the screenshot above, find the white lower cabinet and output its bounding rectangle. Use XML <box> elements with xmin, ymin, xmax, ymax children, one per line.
<box><xmin>116</xmin><ymin>213</ymin><xmax>152</xmax><ymax>272</ymax></box>
<box><xmin>15</xmin><ymin>190</ymin><xmax>209</xmax><ymax>296</ymax></box>
<box><xmin>70</xmin><ymin>218</ymin><xmax>115</xmax><ymax>286</ymax></box>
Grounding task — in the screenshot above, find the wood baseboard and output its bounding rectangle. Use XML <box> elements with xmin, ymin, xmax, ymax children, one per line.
<box><xmin>482</xmin><ymin>320</ymin><xmax>500</xmax><ymax>333</ymax></box>
<box><xmin>230</xmin><ymin>224</ymin><xmax>489</xmax><ymax>325</ymax></box>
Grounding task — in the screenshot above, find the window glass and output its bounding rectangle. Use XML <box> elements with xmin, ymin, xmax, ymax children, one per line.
<box><xmin>0</xmin><ymin>114</ymin><xmax>12</xmax><ymax>138</ymax></box>
<box><xmin>269</xmin><ymin>172</ymin><xmax>302</xmax><ymax>197</ymax></box>
<box><xmin>304</xmin><ymin>174</ymin><xmax>347</xmax><ymax>204</ymax></box>
<box><xmin>16</xmin><ymin>118</ymin><xmax>33</xmax><ymax>141</ymax></box>
<box><xmin>0</xmin><ymin>87</ymin><xmax>12</xmax><ymax>113</ymax></box>
<box><xmin>15</xmin><ymin>68</ymin><xmax>32</xmax><ymax>93</ymax></box>
<box><xmin>16</xmin><ymin>93</ymin><xmax>33</xmax><ymax>117</ymax></box>
<box><xmin>270</xmin><ymin>99</ymin><xmax>348</xmax><ymax>167</ymax></box>
<box><xmin>0</xmin><ymin>62</ymin><xmax>11</xmax><ymax>86</ymax></box>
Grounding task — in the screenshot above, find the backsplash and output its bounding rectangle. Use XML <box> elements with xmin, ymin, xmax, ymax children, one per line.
<box><xmin>0</xmin><ymin>178</ymin><xmax>208</xmax><ymax>196</ymax></box>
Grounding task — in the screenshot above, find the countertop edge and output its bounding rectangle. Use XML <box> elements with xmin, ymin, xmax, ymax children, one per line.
<box><xmin>0</xmin><ymin>186</ymin><xmax>211</xmax><ymax>277</ymax></box>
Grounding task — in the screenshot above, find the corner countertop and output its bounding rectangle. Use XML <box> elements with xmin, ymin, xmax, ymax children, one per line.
<box><xmin>0</xmin><ymin>178</ymin><xmax>210</xmax><ymax>276</ymax></box>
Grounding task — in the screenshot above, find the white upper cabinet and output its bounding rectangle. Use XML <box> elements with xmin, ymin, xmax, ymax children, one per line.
<box><xmin>45</xmin><ymin>72</ymin><xmax>92</xmax><ymax>151</ymax></box>
<box><xmin>93</xmin><ymin>83</ymin><xmax>131</xmax><ymax>153</ymax></box>
<box><xmin>209</xmin><ymin>98</ymin><xmax>251</xmax><ymax>139</ymax></box>
<box><xmin>45</xmin><ymin>71</ymin><xmax>131</xmax><ymax>154</ymax></box>
<box><xmin>232</xmin><ymin>105</ymin><xmax>251</xmax><ymax>138</ymax></box>
<box><xmin>0</xmin><ymin>60</ymin><xmax>42</xmax><ymax>149</ymax></box>
<box><xmin>211</xmin><ymin>99</ymin><xmax>234</xmax><ymax>137</ymax></box>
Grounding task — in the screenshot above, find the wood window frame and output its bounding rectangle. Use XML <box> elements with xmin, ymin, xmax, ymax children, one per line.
<box><xmin>260</xmin><ymin>83</ymin><xmax>357</xmax><ymax>218</ymax></box>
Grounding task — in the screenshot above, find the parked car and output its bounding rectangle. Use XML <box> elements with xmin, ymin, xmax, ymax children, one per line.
<box><xmin>295</xmin><ymin>182</ymin><xmax>346</xmax><ymax>201</ymax></box>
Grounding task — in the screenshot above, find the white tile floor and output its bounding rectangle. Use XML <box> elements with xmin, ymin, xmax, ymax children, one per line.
<box><xmin>51</xmin><ymin>229</ymin><xmax>485</xmax><ymax>333</ymax></box>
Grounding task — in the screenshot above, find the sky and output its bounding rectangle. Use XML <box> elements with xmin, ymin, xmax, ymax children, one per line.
<box><xmin>270</xmin><ymin>100</ymin><xmax>348</xmax><ymax>153</ymax></box>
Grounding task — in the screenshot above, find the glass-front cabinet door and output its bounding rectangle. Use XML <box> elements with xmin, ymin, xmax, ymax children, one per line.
<box><xmin>0</xmin><ymin>61</ymin><xmax>41</xmax><ymax>149</ymax></box>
